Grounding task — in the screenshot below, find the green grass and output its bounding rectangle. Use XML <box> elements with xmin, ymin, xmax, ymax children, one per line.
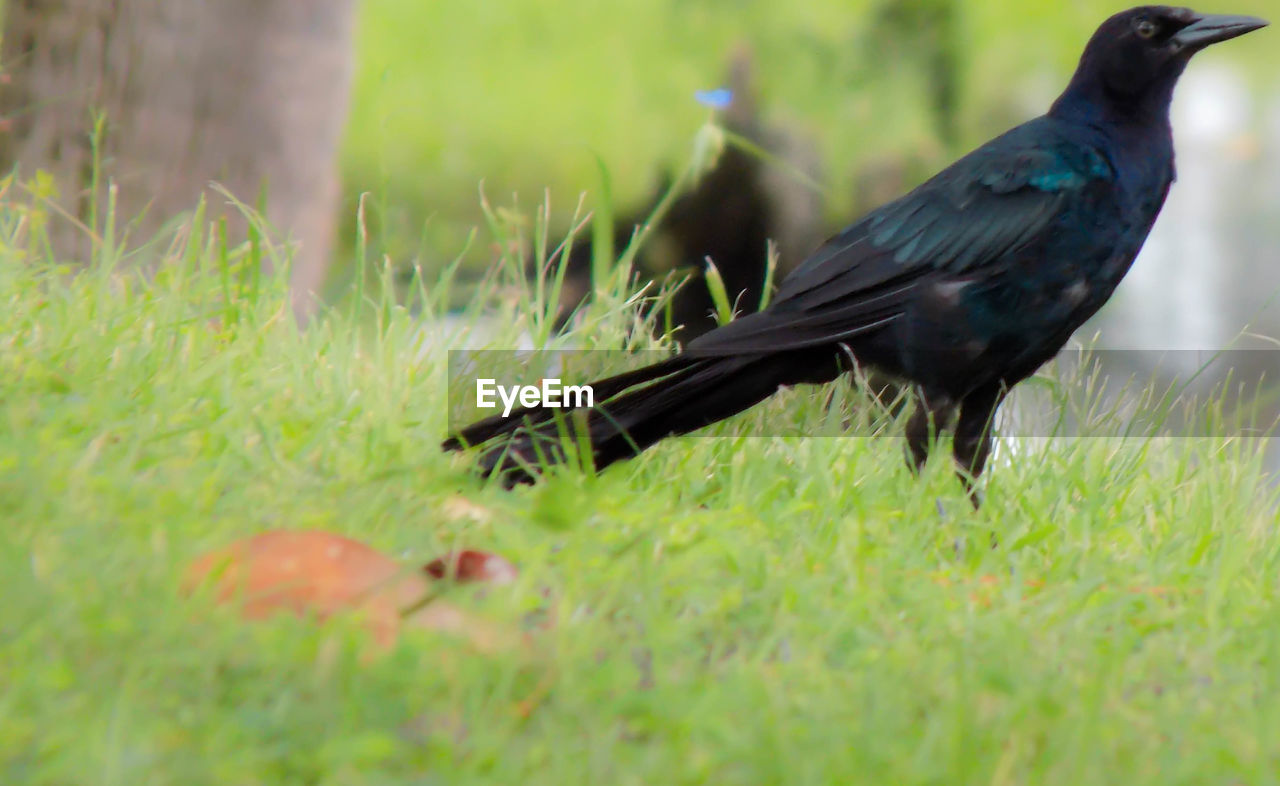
<box><xmin>3</xmin><ymin>184</ymin><xmax>1280</xmax><ymax>784</ymax></box>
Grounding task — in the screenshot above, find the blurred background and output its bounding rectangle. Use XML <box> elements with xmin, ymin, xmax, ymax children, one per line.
<box><xmin>2</xmin><ymin>0</ymin><xmax>1278</xmax><ymax>365</ymax></box>
<box><xmin>347</xmin><ymin>0</ymin><xmax>1279</xmax><ymax>348</ymax></box>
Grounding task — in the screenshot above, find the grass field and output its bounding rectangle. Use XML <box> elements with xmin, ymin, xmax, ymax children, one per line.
<box><xmin>3</xmin><ymin>188</ymin><xmax>1280</xmax><ymax>783</ymax></box>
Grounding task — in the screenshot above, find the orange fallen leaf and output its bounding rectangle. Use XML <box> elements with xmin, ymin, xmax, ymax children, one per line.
<box><xmin>184</xmin><ymin>530</ymin><xmax>514</xmax><ymax>651</ymax></box>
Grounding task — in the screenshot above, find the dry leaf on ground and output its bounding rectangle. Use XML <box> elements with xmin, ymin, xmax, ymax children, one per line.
<box><xmin>184</xmin><ymin>530</ymin><xmax>517</xmax><ymax>651</ymax></box>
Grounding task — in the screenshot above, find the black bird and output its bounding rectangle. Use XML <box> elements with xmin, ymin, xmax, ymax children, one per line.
<box><xmin>446</xmin><ymin>7</ymin><xmax>1267</xmax><ymax>497</ymax></box>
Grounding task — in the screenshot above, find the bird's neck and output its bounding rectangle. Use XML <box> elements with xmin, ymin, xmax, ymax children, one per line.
<box><xmin>1047</xmin><ymin>72</ymin><xmax>1178</xmax><ymax>141</ymax></box>
<box><xmin>1047</xmin><ymin>85</ymin><xmax>1177</xmax><ymax>189</ymax></box>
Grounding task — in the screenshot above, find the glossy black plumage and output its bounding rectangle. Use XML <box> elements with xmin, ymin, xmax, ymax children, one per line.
<box><xmin>445</xmin><ymin>6</ymin><xmax>1267</xmax><ymax>498</ymax></box>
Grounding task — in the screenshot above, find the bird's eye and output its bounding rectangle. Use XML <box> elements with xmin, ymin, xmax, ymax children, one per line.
<box><xmin>1135</xmin><ymin>18</ymin><xmax>1159</xmax><ymax>38</ymax></box>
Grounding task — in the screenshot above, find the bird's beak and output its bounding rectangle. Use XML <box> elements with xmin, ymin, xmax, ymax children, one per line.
<box><xmin>1172</xmin><ymin>13</ymin><xmax>1268</xmax><ymax>50</ymax></box>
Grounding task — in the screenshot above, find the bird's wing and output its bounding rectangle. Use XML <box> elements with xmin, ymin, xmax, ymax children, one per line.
<box><xmin>688</xmin><ymin>127</ymin><xmax>1112</xmax><ymax>354</ymax></box>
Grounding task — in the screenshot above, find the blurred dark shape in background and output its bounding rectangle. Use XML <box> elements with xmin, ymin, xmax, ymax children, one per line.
<box><xmin>0</xmin><ymin>0</ymin><xmax>357</xmax><ymax>319</ymax></box>
<box><xmin>546</xmin><ymin>0</ymin><xmax>966</xmax><ymax>346</ymax></box>
<box><xmin>546</xmin><ymin>47</ymin><xmax>824</xmax><ymax>344</ymax></box>
<box><xmin>844</xmin><ymin>0</ymin><xmax>965</xmax><ymax>224</ymax></box>
<box><xmin>863</xmin><ymin>0</ymin><xmax>962</xmax><ymax>149</ymax></box>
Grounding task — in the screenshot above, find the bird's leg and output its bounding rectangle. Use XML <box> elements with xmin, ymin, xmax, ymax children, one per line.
<box><xmin>904</xmin><ymin>388</ymin><xmax>955</xmax><ymax>474</ymax></box>
<box><xmin>952</xmin><ymin>384</ymin><xmax>1007</xmax><ymax>507</ymax></box>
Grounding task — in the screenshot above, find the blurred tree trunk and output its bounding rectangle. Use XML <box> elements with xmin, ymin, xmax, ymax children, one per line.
<box><xmin>0</xmin><ymin>0</ymin><xmax>357</xmax><ymax>317</ymax></box>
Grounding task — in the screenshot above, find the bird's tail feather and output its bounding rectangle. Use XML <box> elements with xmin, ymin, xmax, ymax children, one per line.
<box><xmin>442</xmin><ymin>352</ymin><xmax>785</xmax><ymax>485</ymax></box>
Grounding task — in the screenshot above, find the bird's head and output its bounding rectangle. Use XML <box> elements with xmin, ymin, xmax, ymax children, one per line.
<box><xmin>1053</xmin><ymin>6</ymin><xmax>1267</xmax><ymax>122</ymax></box>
